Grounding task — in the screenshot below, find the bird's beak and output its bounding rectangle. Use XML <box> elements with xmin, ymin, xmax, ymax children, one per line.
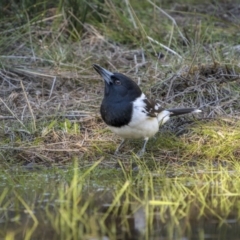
<box><xmin>93</xmin><ymin>64</ymin><xmax>113</xmax><ymax>84</ymax></box>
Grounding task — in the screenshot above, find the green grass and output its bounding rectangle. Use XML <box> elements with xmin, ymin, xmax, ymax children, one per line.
<box><xmin>0</xmin><ymin>0</ymin><xmax>240</xmax><ymax>238</ymax></box>
<box><xmin>1</xmin><ymin>159</ymin><xmax>240</xmax><ymax>239</ymax></box>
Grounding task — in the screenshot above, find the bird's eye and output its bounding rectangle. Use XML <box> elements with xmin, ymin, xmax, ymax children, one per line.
<box><xmin>114</xmin><ymin>80</ymin><xmax>121</xmax><ymax>85</ymax></box>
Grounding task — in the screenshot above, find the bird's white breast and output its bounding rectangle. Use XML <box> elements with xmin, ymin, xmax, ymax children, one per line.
<box><xmin>109</xmin><ymin>93</ymin><xmax>159</xmax><ymax>139</ymax></box>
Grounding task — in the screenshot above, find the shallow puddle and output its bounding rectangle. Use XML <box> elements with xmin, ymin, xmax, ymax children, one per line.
<box><xmin>1</xmin><ymin>163</ymin><xmax>240</xmax><ymax>240</ymax></box>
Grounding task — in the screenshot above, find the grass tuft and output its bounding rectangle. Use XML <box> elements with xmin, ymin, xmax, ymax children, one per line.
<box><xmin>0</xmin><ymin>0</ymin><xmax>240</xmax><ymax>238</ymax></box>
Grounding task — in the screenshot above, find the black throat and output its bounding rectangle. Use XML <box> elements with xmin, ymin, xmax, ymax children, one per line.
<box><xmin>100</xmin><ymin>99</ymin><xmax>133</xmax><ymax>127</ymax></box>
<box><xmin>99</xmin><ymin>72</ymin><xmax>142</xmax><ymax>127</ymax></box>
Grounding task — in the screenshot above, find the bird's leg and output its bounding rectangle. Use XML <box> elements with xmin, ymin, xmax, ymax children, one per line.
<box><xmin>114</xmin><ymin>139</ymin><xmax>126</xmax><ymax>155</ymax></box>
<box><xmin>137</xmin><ymin>138</ymin><xmax>149</xmax><ymax>157</ymax></box>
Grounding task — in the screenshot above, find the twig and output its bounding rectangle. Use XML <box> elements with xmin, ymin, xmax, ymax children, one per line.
<box><xmin>166</xmin><ymin>74</ymin><xmax>177</xmax><ymax>99</ymax></box>
<box><xmin>21</xmin><ymin>105</ymin><xmax>27</xmax><ymax>121</ymax></box>
<box><xmin>124</xmin><ymin>0</ymin><xmax>137</xmax><ymax>29</ymax></box>
<box><xmin>1</xmin><ymin>14</ymin><xmax>63</xmax><ymax>34</ymax></box>
<box><xmin>0</xmin><ymin>56</ymin><xmax>83</xmax><ymax>70</ymax></box>
<box><xmin>147</xmin><ymin>36</ymin><xmax>183</xmax><ymax>59</ymax></box>
<box><xmin>0</xmin><ymin>116</ymin><xmax>15</xmax><ymax>120</ymax></box>
<box><xmin>147</xmin><ymin>0</ymin><xmax>188</xmax><ymax>45</ymax></box>
<box><xmin>20</xmin><ymin>80</ymin><xmax>36</xmax><ymax>131</ymax></box>
<box><xmin>134</xmin><ymin>54</ymin><xmax>138</xmax><ymax>73</ymax></box>
<box><xmin>186</xmin><ymin>45</ymin><xmax>201</xmax><ymax>78</ymax></box>
<box><xmin>25</xmin><ymin>10</ymin><xmax>36</xmax><ymax>61</ymax></box>
<box><xmin>0</xmin><ymin>98</ymin><xmax>25</xmax><ymax>127</ymax></box>
<box><xmin>49</xmin><ymin>76</ymin><xmax>57</xmax><ymax>99</ymax></box>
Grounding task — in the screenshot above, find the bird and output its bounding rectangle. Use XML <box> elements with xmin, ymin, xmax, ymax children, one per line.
<box><xmin>93</xmin><ymin>64</ymin><xmax>201</xmax><ymax>156</ymax></box>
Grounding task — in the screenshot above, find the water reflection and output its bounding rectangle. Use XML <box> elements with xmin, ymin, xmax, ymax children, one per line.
<box><xmin>102</xmin><ymin>205</ymin><xmax>240</xmax><ymax>240</ymax></box>
<box><xmin>1</xmin><ymin>204</ymin><xmax>240</xmax><ymax>239</ymax></box>
<box><xmin>1</xmin><ymin>167</ymin><xmax>240</xmax><ymax>240</ymax></box>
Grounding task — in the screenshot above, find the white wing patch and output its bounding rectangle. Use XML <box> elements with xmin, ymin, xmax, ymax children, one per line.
<box><xmin>157</xmin><ymin>110</ymin><xmax>171</xmax><ymax>125</ymax></box>
<box><xmin>109</xmin><ymin>93</ymin><xmax>159</xmax><ymax>139</ymax></box>
<box><xmin>154</xmin><ymin>102</ymin><xmax>161</xmax><ymax>111</ymax></box>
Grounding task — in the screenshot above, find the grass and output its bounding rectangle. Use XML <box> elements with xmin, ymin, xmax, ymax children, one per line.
<box><xmin>1</xmin><ymin>160</ymin><xmax>240</xmax><ymax>239</ymax></box>
<box><xmin>0</xmin><ymin>0</ymin><xmax>240</xmax><ymax>238</ymax></box>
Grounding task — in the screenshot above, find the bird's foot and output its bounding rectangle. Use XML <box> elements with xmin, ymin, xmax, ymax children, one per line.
<box><xmin>136</xmin><ymin>149</ymin><xmax>145</xmax><ymax>157</ymax></box>
<box><xmin>114</xmin><ymin>139</ymin><xmax>126</xmax><ymax>155</ymax></box>
<box><xmin>136</xmin><ymin>139</ymin><xmax>148</xmax><ymax>157</ymax></box>
<box><xmin>114</xmin><ymin>149</ymin><xmax>120</xmax><ymax>155</ymax></box>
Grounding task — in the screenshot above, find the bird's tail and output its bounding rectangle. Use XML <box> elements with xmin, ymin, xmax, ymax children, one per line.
<box><xmin>157</xmin><ymin>108</ymin><xmax>201</xmax><ymax>125</ymax></box>
<box><xmin>167</xmin><ymin>108</ymin><xmax>201</xmax><ymax>117</ymax></box>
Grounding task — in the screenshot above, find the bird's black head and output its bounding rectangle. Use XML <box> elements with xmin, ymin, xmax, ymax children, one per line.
<box><xmin>93</xmin><ymin>64</ymin><xmax>142</xmax><ymax>101</ymax></box>
<box><xmin>93</xmin><ymin>64</ymin><xmax>143</xmax><ymax>127</ymax></box>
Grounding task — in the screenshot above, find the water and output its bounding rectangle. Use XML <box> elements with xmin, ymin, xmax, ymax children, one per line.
<box><xmin>0</xmin><ymin>165</ymin><xmax>240</xmax><ymax>240</ymax></box>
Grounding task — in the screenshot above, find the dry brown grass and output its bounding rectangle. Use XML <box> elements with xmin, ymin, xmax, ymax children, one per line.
<box><xmin>0</xmin><ymin>1</ymin><xmax>240</xmax><ymax>165</ymax></box>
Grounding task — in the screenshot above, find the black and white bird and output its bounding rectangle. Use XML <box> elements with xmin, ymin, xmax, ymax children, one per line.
<box><xmin>93</xmin><ymin>64</ymin><xmax>201</xmax><ymax>156</ymax></box>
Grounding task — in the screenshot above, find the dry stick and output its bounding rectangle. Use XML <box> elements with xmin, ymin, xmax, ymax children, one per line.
<box><xmin>166</xmin><ymin>74</ymin><xmax>177</xmax><ymax>99</ymax></box>
<box><xmin>1</xmin><ymin>14</ymin><xmax>62</xmax><ymax>34</ymax></box>
<box><xmin>20</xmin><ymin>80</ymin><xmax>36</xmax><ymax>132</ymax></box>
<box><xmin>134</xmin><ymin>55</ymin><xmax>138</xmax><ymax>74</ymax></box>
<box><xmin>49</xmin><ymin>76</ymin><xmax>57</xmax><ymax>99</ymax></box>
<box><xmin>147</xmin><ymin>0</ymin><xmax>188</xmax><ymax>45</ymax></box>
<box><xmin>24</xmin><ymin>10</ymin><xmax>36</xmax><ymax>61</ymax></box>
<box><xmin>48</xmin><ymin>14</ymin><xmax>67</xmax><ymax>49</ymax></box>
<box><xmin>147</xmin><ymin>0</ymin><xmax>187</xmax><ymax>59</ymax></box>
<box><xmin>186</xmin><ymin>45</ymin><xmax>201</xmax><ymax>78</ymax></box>
<box><xmin>0</xmin><ymin>116</ymin><xmax>15</xmax><ymax>120</ymax></box>
<box><xmin>122</xmin><ymin>0</ymin><xmax>158</xmax><ymax>57</ymax></box>
<box><xmin>1</xmin><ymin>57</ymin><xmax>83</xmax><ymax>70</ymax></box>
<box><xmin>13</xmin><ymin>68</ymin><xmax>55</xmax><ymax>78</ymax></box>
<box><xmin>147</xmin><ymin>36</ymin><xmax>183</xmax><ymax>59</ymax></box>
<box><xmin>0</xmin><ymin>98</ymin><xmax>25</xmax><ymax>127</ymax></box>
<box><xmin>124</xmin><ymin>0</ymin><xmax>137</xmax><ymax>29</ymax></box>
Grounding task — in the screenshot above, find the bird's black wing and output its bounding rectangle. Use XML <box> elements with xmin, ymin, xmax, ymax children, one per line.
<box><xmin>143</xmin><ymin>98</ymin><xmax>164</xmax><ymax>118</ymax></box>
